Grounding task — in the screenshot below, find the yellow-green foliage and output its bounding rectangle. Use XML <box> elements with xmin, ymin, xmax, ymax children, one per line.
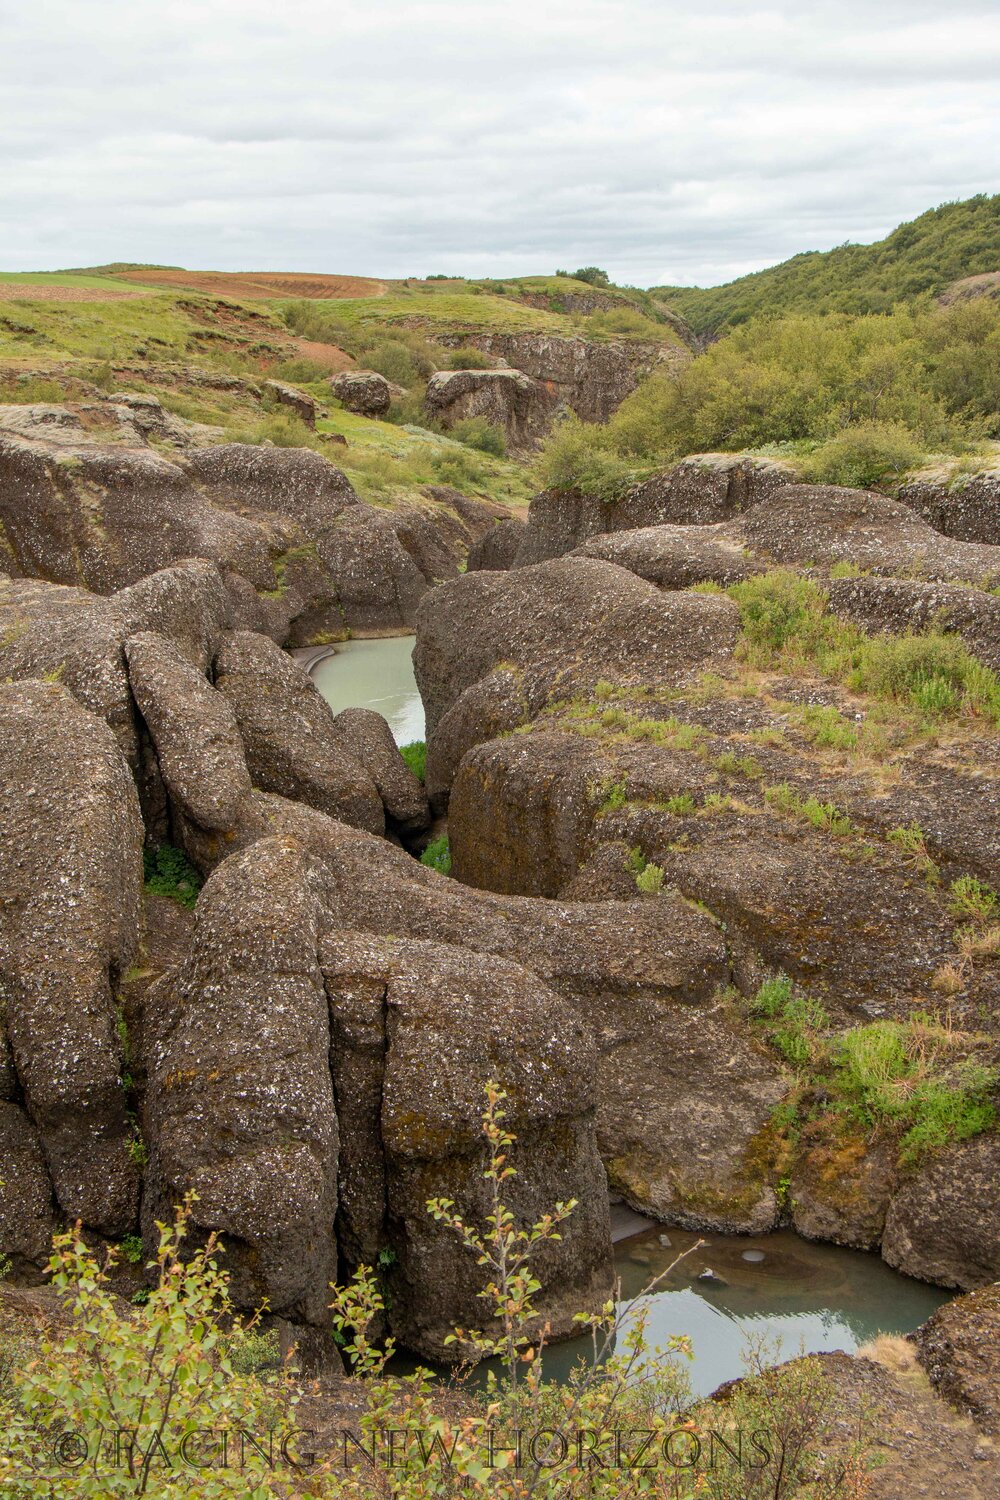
<box><xmin>728</xmin><ymin>570</ymin><xmax>1000</xmax><ymax>726</ymax></box>
<box><xmin>534</xmin><ymin>295</ymin><xmax>1000</xmax><ymax>494</ymax></box>
<box><xmin>656</xmin><ymin>193</ymin><xmax>1000</xmax><ymax>333</ymax></box>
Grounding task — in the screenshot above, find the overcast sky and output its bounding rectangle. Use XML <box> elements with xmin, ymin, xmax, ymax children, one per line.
<box><xmin>2</xmin><ymin>0</ymin><xmax>999</xmax><ymax>287</ymax></box>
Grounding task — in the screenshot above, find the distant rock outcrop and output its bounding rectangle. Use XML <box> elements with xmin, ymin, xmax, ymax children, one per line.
<box><xmin>329</xmin><ymin>370</ymin><xmax>392</xmax><ymax>417</ymax></box>
<box><xmin>425</xmin><ymin>367</ymin><xmax>556</xmax><ymax>450</ymax></box>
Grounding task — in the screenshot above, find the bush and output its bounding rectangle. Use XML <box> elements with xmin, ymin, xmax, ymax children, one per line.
<box><xmin>3</xmin><ymin>1197</ymin><xmax>296</xmax><ymax>1498</ymax></box>
<box><xmin>572</xmin><ymin>266</ymin><xmax>611</xmax><ymax>287</ymax></box>
<box><xmin>143</xmin><ymin>842</ymin><xmax>202</xmax><ymax>909</ymax></box>
<box><xmin>535</xmin><ymin>417</ymin><xmax>632</xmax><ymax>499</ymax></box>
<box><xmin>634</xmin><ymin>860</ymin><xmax>664</xmax><ymax>894</ymax></box>
<box><xmin>801</xmin><ymin>420</ymin><xmax>924</xmax><ymax>488</ymax></box>
<box><xmin>366</xmin><ymin>339</ymin><xmax>420</xmax><ymax>387</ymax></box>
<box><xmin>450</xmin><ymin>416</ymin><xmax>506</xmax><ymax>457</ymax></box>
<box><xmin>444</xmin><ymin>347</ymin><xmax>492</xmax><ymax>370</ymax></box>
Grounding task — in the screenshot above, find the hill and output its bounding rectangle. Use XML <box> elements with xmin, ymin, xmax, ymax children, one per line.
<box><xmin>655</xmin><ymin>194</ymin><xmax>1000</xmax><ymax>335</ymax></box>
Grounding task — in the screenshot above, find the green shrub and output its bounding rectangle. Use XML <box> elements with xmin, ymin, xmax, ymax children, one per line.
<box><xmin>535</xmin><ymin>417</ymin><xmax>633</xmax><ymax>499</ymax></box>
<box><xmin>4</xmin><ymin>1197</ymin><xmax>295</xmax><ymax>1498</ymax></box>
<box><xmin>831</xmin><ymin>1018</ymin><xmax>998</xmax><ymax>1161</ymax></box>
<box><xmin>801</xmin><ymin>420</ymin><xmax>924</xmax><ymax>488</ymax></box>
<box><xmin>419</xmin><ymin>834</ymin><xmax>451</xmax><ymax>874</ymax></box>
<box><xmin>850</xmin><ymin>631</ymin><xmax>1000</xmax><ymax>724</ymax></box>
<box><xmin>572</xmin><ymin>266</ymin><xmax>611</xmax><ymax>286</ymax></box>
<box><xmin>143</xmin><ymin>842</ymin><xmax>202</xmax><ymax>909</ymax></box>
<box><xmin>635</xmin><ymin>861</ymin><xmax>664</xmax><ymax>894</ymax></box>
<box><xmin>445</xmin><ymin>347</ymin><xmax>492</xmax><ymax>370</ymax></box>
<box><xmin>399</xmin><ymin>740</ymin><xmax>426</xmax><ymax>781</ymax></box>
<box><xmin>450</xmin><ymin>416</ymin><xmax>506</xmax><ymax>456</ymax></box>
<box><xmin>118</xmin><ymin>1233</ymin><xmax>144</xmax><ymax>1266</ymax></box>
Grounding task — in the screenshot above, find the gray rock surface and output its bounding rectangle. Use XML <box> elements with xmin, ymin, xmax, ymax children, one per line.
<box><xmin>0</xmin><ymin>680</ymin><xmax>143</xmax><ymax>1234</ymax></box>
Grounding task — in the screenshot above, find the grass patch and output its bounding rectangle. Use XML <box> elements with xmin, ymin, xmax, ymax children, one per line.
<box><xmin>728</xmin><ymin>570</ymin><xmax>1000</xmax><ymax>728</ymax></box>
<box><xmin>419</xmin><ymin>835</ymin><xmax>451</xmax><ymax>875</ymax></box>
<box><xmin>399</xmin><ymin>740</ymin><xmax>426</xmax><ymax>782</ymax></box>
<box><xmin>764</xmin><ymin>782</ymin><xmax>856</xmax><ymax>838</ymax></box>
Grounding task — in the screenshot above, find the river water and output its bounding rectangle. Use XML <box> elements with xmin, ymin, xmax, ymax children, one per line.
<box><xmin>311</xmin><ymin>635</ymin><xmax>424</xmax><ymax>745</ymax></box>
<box><xmin>544</xmin><ymin>1224</ymin><xmax>947</xmax><ymax>1397</ymax></box>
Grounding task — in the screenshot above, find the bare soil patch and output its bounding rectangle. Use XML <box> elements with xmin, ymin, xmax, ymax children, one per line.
<box><xmin>118</xmin><ymin>268</ymin><xmax>387</xmax><ymax>300</ymax></box>
<box><xmin>0</xmin><ymin>284</ymin><xmax>146</xmax><ymax>302</ymax></box>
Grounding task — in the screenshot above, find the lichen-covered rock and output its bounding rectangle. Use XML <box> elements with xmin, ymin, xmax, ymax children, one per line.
<box><xmin>0</xmin><ymin>574</ymin><xmax>140</xmax><ymax>764</ymax></box>
<box><xmin>322</xmin><ymin>931</ymin><xmax>613</xmax><ymax>1360</ymax></box>
<box><xmin>912</xmin><ymin>1282</ymin><xmax>1000</xmax><ymax>1434</ymax></box>
<box><xmin>263</xmin><ymin>380</ymin><xmax>317</xmax><ymax>428</ymax></box>
<box><xmin>466</xmin><ymin>516</ymin><xmax>526</xmax><ymax>572</ymax></box>
<box><xmin>213</xmin><ymin>630</ymin><xmax>384</xmax><ymax>834</ymax></box>
<box><xmin>898</xmin><ymin>469</ymin><xmax>1000</xmax><ymax>544</ymax></box>
<box><xmin>330</xmin><ymin>371</ymin><xmax>392</xmax><ymax>417</ymax></box>
<box><xmin>790</xmin><ymin>1119</ymin><xmax>897</xmax><ymax>1250</ymax></box>
<box><xmin>424</xmin><ymin>368</ymin><xmax>556</xmax><ymax>450</ymax></box>
<box><xmin>739</xmin><ymin>485</ymin><xmax>1000</xmax><ymax>585</ymax></box>
<box><xmin>144</xmin><ymin>838</ymin><xmax>339</xmax><ymax>1326</ymax></box>
<box><xmin>828</xmin><ymin>574</ymin><xmax>1000</xmax><ymax>673</ymax></box>
<box><xmin>0</xmin><ymin>680</ymin><xmax>143</xmax><ymax>1234</ymax></box>
<box><xmin>413</xmin><ymin>555</ymin><xmax>740</xmax><ymax>744</ymax></box>
<box><xmin>332</xmin><ymin>706</ymin><xmax>430</xmax><ymax>835</ymax></box>
<box><xmin>125</xmin><ymin>631</ymin><xmax>252</xmax><ymax>831</ymax></box>
<box><xmin>513</xmin><ymin>456</ymin><xmax>794</xmax><ymax>566</ymax></box>
<box><xmin>315</xmin><ymin>506</ymin><xmax>430</xmax><ymax>631</ymax></box>
<box><xmin>0</xmin><ymin>1103</ymin><xmax>56</xmax><ymax>1279</ymax></box>
<box><xmin>574</xmin><ymin>521</ymin><xmax>760</xmax><ymax>589</ymax></box>
<box><xmin>115</xmin><ymin>558</ymin><xmax>236</xmax><ymax>673</ymax></box>
<box><xmin>436</xmin><ymin>331</ymin><xmax>684</xmax><ymax>423</ymax></box>
<box><xmin>883</xmin><ymin>1133</ymin><xmax>1000</xmax><ymax>1289</ymax></box>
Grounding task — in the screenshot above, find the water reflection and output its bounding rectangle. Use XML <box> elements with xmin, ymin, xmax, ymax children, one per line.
<box><xmin>541</xmin><ymin>1226</ymin><xmax>948</xmax><ymax>1397</ymax></box>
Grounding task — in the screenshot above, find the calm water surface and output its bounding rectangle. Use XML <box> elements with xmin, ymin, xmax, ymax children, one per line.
<box><xmin>312</xmin><ymin>635</ymin><xmax>424</xmax><ymax>744</ymax></box>
<box><xmin>541</xmin><ymin>1225</ymin><xmax>948</xmax><ymax>1397</ymax></box>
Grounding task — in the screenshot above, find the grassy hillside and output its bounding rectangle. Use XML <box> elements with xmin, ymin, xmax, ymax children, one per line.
<box><xmin>657</xmin><ymin>195</ymin><xmax>1000</xmax><ymax>335</ymax></box>
<box><xmin>0</xmin><ymin>281</ymin><xmax>535</xmax><ymax>510</ymax></box>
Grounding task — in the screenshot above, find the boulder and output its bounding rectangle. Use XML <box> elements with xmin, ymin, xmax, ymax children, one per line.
<box><xmin>322</xmin><ymin>931</ymin><xmax>613</xmax><ymax>1360</ymax></box>
<box><xmin>144</xmin><ymin>838</ymin><xmax>339</xmax><ymax>1326</ymax></box>
<box><xmin>738</xmin><ymin>485</ymin><xmax>1000</xmax><ymax>586</ymax></box>
<box><xmin>898</xmin><ymin>470</ymin><xmax>1000</xmax><ymax>543</ymax></box>
<box><xmin>828</xmin><ymin>574</ymin><xmax>1000</xmax><ymax>674</ymax></box>
<box><xmin>882</xmin><ymin>1132</ymin><xmax>1000</xmax><ymax>1289</ymax></box>
<box><xmin>912</xmin><ymin>1282</ymin><xmax>1000</xmax><ymax>1434</ymax></box>
<box><xmin>424</xmin><ymin>368</ymin><xmax>556</xmax><ymax>450</ymax></box>
<box><xmin>263</xmin><ymin>380</ymin><xmax>318</xmax><ymax>429</ymax></box>
<box><xmin>332</xmin><ymin>706</ymin><xmax>430</xmax><ymax>835</ymax></box>
<box><xmin>124</xmin><ymin>631</ymin><xmax>252</xmax><ymax>832</ymax></box>
<box><xmin>434</xmin><ymin>331</ymin><xmax>684</xmax><ymax>423</ymax></box>
<box><xmin>466</xmin><ymin>516</ymin><xmax>526</xmax><ymax>572</ymax></box>
<box><xmin>574</xmin><ymin>521</ymin><xmax>760</xmax><ymax>589</ymax></box>
<box><xmin>0</xmin><ymin>681</ymin><xmax>143</xmax><ymax>1234</ymax></box>
<box><xmin>213</xmin><ymin>630</ymin><xmax>385</xmax><ymax>834</ymax></box>
<box><xmin>0</xmin><ymin>1104</ymin><xmax>56</xmax><ymax>1279</ymax></box>
<box><xmin>513</xmin><ymin>455</ymin><xmax>794</xmax><ymax>566</ymax></box>
<box><xmin>330</xmin><ymin>371</ymin><xmax>392</xmax><ymax>417</ymax></box>
<box><xmin>413</xmin><ymin>554</ymin><xmax>740</xmax><ymax>751</ymax></box>
<box><xmin>0</xmin><ymin>574</ymin><xmax>140</xmax><ymax>765</ymax></box>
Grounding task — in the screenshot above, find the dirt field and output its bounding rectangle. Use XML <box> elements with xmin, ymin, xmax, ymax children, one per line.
<box><xmin>117</xmin><ymin>269</ymin><xmax>387</xmax><ymax>300</ymax></box>
<box><xmin>0</xmin><ymin>284</ymin><xmax>146</xmax><ymax>302</ymax></box>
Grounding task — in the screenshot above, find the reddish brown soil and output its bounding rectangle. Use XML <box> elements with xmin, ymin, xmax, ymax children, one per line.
<box><xmin>117</xmin><ymin>269</ymin><xmax>387</xmax><ymax>300</ymax></box>
<box><xmin>0</xmin><ymin>284</ymin><xmax>146</xmax><ymax>302</ymax></box>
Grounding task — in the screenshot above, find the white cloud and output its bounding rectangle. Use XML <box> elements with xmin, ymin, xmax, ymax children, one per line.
<box><xmin>0</xmin><ymin>0</ymin><xmax>998</xmax><ymax>284</ymax></box>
